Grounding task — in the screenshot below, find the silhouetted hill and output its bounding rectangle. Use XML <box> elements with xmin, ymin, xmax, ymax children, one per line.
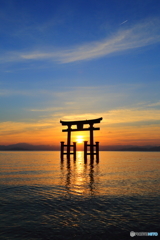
<box><xmin>120</xmin><ymin>146</ymin><xmax>160</xmax><ymax>151</ymax></box>
<box><xmin>0</xmin><ymin>143</ymin><xmax>59</xmax><ymax>151</ymax></box>
<box><xmin>101</xmin><ymin>145</ymin><xmax>160</xmax><ymax>151</ymax></box>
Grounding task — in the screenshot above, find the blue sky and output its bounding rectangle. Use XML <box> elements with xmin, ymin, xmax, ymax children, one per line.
<box><xmin>0</xmin><ymin>0</ymin><xmax>160</xmax><ymax>146</ymax></box>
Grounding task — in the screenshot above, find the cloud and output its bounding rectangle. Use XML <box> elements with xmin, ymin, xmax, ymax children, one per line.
<box><xmin>1</xmin><ymin>18</ymin><xmax>160</xmax><ymax>64</ymax></box>
<box><xmin>0</xmin><ymin>88</ymin><xmax>56</xmax><ymax>97</ymax></box>
<box><xmin>0</xmin><ymin>117</ymin><xmax>62</xmax><ymax>137</ymax></box>
<box><xmin>1</xmin><ymin>107</ymin><xmax>160</xmax><ymax>145</ymax></box>
<box><xmin>120</xmin><ymin>20</ymin><xmax>128</xmax><ymax>25</ymax></box>
<box><xmin>0</xmin><ymin>121</ymin><xmax>51</xmax><ymax>136</ymax></box>
<box><xmin>59</xmin><ymin>19</ymin><xmax>160</xmax><ymax>63</ymax></box>
<box><xmin>102</xmin><ymin>108</ymin><xmax>160</xmax><ymax>125</ymax></box>
<box><xmin>30</xmin><ymin>107</ymin><xmax>63</xmax><ymax>112</ymax></box>
<box><xmin>1</xmin><ymin>84</ymin><xmax>158</xmax><ymax>119</ymax></box>
<box><xmin>55</xmin><ymin>107</ymin><xmax>160</xmax><ymax>127</ymax></box>
<box><xmin>148</xmin><ymin>101</ymin><xmax>160</xmax><ymax>107</ymax></box>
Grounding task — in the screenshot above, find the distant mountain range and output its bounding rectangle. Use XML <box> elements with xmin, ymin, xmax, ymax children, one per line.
<box><xmin>100</xmin><ymin>145</ymin><xmax>160</xmax><ymax>151</ymax></box>
<box><xmin>0</xmin><ymin>143</ymin><xmax>59</xmax><ymax>151</ymax></box>
<box><xmin>0</xmin><ymin>143</ymin><xmax>160</xmax><ymax>151</ymax></box>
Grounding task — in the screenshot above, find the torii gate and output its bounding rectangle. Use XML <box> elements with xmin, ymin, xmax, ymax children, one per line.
<box><xmin>60</xmin><ymin>117</ymin><xmax>102</xmax><ymax>163</ymax></box>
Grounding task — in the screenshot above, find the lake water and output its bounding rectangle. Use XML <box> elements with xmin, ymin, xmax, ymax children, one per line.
<box><xmin>0</xmin><ymin>151</ymin><xmax>159</xmax><ymax>239</ymax></box>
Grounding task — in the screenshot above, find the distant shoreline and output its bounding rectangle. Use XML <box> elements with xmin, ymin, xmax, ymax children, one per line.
<box><xmin>0</xmin><ymin>150</ymin><xmax>160</xmax><ymax>152</ymax></box>
<box><xmin>0</xmin><ymin>143</ymin><xmax>160</xmax><ymax>152</ymax></box>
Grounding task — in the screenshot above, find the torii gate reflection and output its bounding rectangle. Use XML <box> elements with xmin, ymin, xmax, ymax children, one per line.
<box><xmin>60</xmin><ymin>117</ymin><xmax>103</xmax><ymax>163</ymax></box>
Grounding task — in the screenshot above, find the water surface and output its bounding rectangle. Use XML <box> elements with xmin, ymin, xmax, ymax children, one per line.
<box><xmin>0</xmin><ymin>151</ymin><xmax>159</xmax><ymax>239</ymax></box>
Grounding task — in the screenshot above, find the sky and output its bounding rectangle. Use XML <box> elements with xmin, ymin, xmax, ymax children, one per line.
<box><xmin>0</xmin><ymin>0</ymin><xmax>160</xmax><ymax>147</ymax></box>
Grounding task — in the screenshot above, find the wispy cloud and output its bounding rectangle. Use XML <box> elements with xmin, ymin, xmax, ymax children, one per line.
<box><xmin>120</xmin><ymin>20</ymin><xmax>128</xmax><ymax>25</ymax></box>
<box><xmin>30</xmin><ymin>107</ymin><xmax>63</xmax><ymax>112</ymax></box>
<box><xmin>0</xmin><ymin>121</ymin><xmax>53</xmax><ymax>136</ymax></box>
<box><xmin>58</xmin><ymin>19</ymin><xmax>160</xmax><ymax>63</ymax></box>
<box><xmin>0</xmin><ymin>18</ymin><xmax>160</xmax><ymax>64</ymax></box>
<box><xmin>103</xmin><ymin>108</ymin><xmax>160</xmax><ymax>125</ymax></box>
<box><xmin>148</xmin><ymin>101</ymin><xmax>160</xmax><ymax>107</ymax></box>
<box><xmin>1</xmin><ymin>84</ymin><xmax>158</xmax><ymax>117</ymax></box>
<box><xmin>0</xmin><ymin>89</ymin><xmax>57</xmax><ymax>97</ymax></box>
<box><xmin>62</xmin><ymin>107</ymin><xmax>160</xmax><ymax>126</ymax></box>
<box><xmin>1</xmin><ymin>107</ymin><xmax>160</xmax><ymax>145</ymax></box>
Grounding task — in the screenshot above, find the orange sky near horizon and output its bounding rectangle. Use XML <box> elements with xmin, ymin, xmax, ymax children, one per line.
<box><xmin>1</xmin><ymin>116</ymin><xmax>160</xmax><ymax>147</ymax></box>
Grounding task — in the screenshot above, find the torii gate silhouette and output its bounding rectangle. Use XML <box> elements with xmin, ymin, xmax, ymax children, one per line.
<box><xmin>60</xmin><ymin>117</ymin><xmax>102</xmax><ymax>163</ymax></box>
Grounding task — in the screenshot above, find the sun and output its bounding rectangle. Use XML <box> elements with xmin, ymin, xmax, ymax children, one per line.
<box><xmin>76</xmin><ymin>135</ymin><xmax>84</xmax><ymax>143</ymax></box>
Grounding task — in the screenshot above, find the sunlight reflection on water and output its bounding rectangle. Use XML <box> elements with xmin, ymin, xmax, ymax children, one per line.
<box><xmin>0</xmin><ymin>151</ymin><xmax>160</xmax><ymax>239</ymax></box>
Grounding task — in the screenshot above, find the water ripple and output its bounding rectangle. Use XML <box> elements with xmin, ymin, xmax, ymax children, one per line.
<box><xmin>0</xmin><ymin>151</ymin><xmax>160</xmax><ymax>239</ymax></box>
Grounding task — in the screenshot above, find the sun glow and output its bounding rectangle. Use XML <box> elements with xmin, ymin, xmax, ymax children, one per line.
<box><xmin>76</xmin><ymin>135</ymin><xmax>84</xmax><ymax>143</ymax></box>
